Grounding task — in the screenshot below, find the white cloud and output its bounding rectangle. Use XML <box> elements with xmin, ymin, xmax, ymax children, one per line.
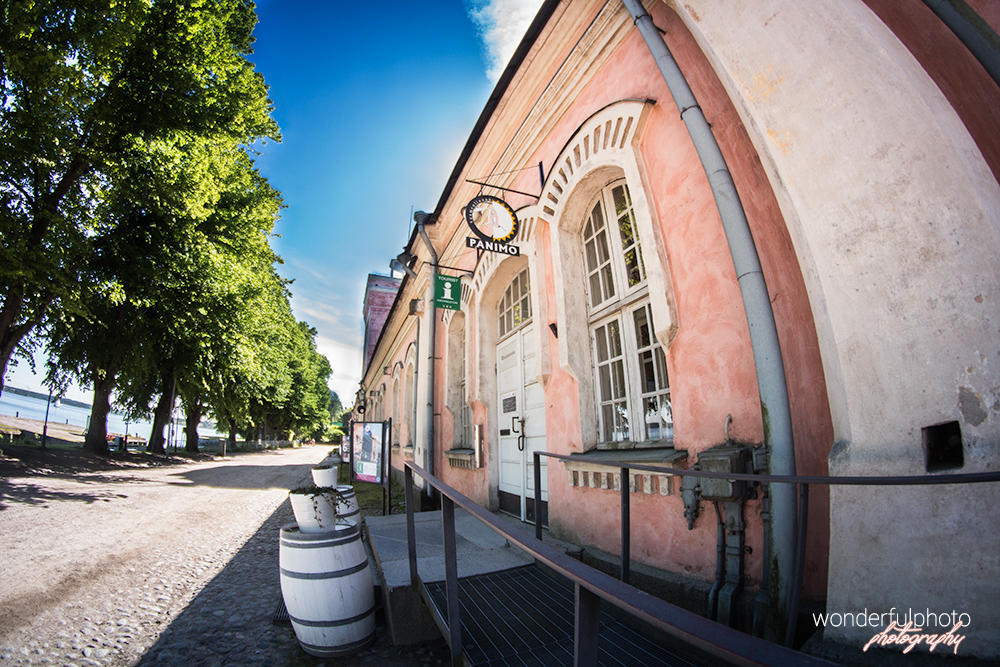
<box><xmin>288</xmin><ymin>290</ymin><xmax>365</xmax><ymax>403</ymax></box>
<box><xmin>466</xmin><ymin>0</ymin><xmax>545</xmax><ymax>81</ymax></box>
<box><xmin>316</xmin><ymin>333</ymin><xmax>364</xmax><ymax>405</ymax></box>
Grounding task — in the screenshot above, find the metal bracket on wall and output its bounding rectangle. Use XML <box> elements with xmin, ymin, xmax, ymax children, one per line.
<box><xmin>681</xmin><ymin>473</ymin><xmax>701</xmax><ymax>530</ymax></box>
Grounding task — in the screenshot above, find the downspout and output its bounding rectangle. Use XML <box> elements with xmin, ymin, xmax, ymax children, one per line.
<box><xmin>621</xmin><ymin>0</ymin><xmax>797</xmax><ymax>642</ymax></box>
<box><xmin>920</xmin><ymin>0</ymin><xmax>1000</xmax><ymax>89</ymax></box>
<box><xmin>414</xmin><ymin>211</ymin><xmax>438</xmax><ymax>486</ymax></box>
<box><xmin>708</xmin><ymin>501</ymin><xmax>725</xmax><ymax>621</ymax></box>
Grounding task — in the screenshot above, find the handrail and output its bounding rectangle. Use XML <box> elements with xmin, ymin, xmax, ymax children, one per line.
<box><xmin>535</xmin><ymin>451</ymin><xmax>1000</xmax><ymax>486</ymax></box>
<box><xmin>403</xmin><ymin>459</ymin><xmax>838</xmax><ymax>667</ymax></box>
<box><xmin>532</xmin><ymin>451</ymin><xmax>1000</xmax><ymax>648</ymax></box>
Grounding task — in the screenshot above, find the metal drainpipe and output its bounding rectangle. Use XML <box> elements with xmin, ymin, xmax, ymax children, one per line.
<box><xmin>921</xmin><ymin>0</ymin><xmax>1000</xmax><ymax>89</ymax></box>
<box><xmin>621</xmin><ymin>0</ymin><xmax>797</xmax><ymax>641</ymax></box>
<box><xmin>414</xmin><ymin>211</ymin><xmax>438</xmax><ymax>485</ymax></box>
<box><xmin>708</xmin><ymin>501</ymin><xmax>726</xmax><ymax>621</ymax></box>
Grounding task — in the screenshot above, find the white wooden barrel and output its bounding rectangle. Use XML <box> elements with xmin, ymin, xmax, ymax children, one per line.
<box><xmin>279</xmin><ymin>522</ymin><xmax>376</xmax><ymax>657</ymax></box>
<box><xmin>334</xmin><ymin>485</ymin><xmax>360</xmax><ymax>524</ymax></box>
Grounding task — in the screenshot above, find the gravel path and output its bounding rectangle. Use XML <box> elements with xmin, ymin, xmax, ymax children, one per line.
<box><xmin>0</xmin><ymin>444</ymin><xmax>449</xmax><ymax>667</ymax></box>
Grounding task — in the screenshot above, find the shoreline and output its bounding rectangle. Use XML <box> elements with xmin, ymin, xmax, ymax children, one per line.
<box><xmin>0</xmin><ymin>412</ymin><xmax>148</xmax><ymax>444</ymax></box>
<box><xmin>0</xmin><ymin>411</ymin><xmax>87</xmax><ymax>443</ymax></box>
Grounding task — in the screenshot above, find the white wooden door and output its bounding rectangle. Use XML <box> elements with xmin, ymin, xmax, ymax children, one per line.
<box><xmin>497</xmin><ymin>327</ymin><xmax>547</xmax><ymax>523</ymax></box>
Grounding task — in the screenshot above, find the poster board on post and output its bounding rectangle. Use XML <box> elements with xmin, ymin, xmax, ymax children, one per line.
<box><xmin>350</xmin><ymin>420</ymin><xmax>391</xmax><ymax>515</ymax></box>
<box><xmin>351</xmin><ymin>421</ymin><xmax>387</xmax><ymax>484</ymax></box>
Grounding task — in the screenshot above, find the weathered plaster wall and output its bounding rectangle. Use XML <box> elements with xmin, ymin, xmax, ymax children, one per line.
<box><xmin>672</xmin><ymin>0</ymin><xmax>1000</xmax><ymax>655</ymax></box>
<box><xmin>513</xmin><ymin>1</ymin><xmax>833</xmax><ymax>599</ymax></box>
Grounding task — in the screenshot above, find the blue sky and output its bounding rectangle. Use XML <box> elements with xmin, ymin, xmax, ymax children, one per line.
<box><xmin>4</xmin><ymin>0</ymin><xmax>542</xmax><ymax>405</ymax></box>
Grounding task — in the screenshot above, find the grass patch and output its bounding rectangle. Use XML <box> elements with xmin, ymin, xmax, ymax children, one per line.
<box><xmin>351</xmin><ymin>478</ymin><xmax>408</xmax><ymax>515</ymax></box>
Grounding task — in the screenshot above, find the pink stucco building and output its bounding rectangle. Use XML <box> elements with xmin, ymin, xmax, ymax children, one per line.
<box><xmin>357</xmin><ymin>0</ymin><xmax>1000</xmax><ymax>657</ymax></box>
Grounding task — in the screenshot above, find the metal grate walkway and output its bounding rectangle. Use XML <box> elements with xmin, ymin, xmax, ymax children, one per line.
<box><xmin>425</xmin><ymin>566</ymin><xmax>714</xmax><ymax>667</ymax></box>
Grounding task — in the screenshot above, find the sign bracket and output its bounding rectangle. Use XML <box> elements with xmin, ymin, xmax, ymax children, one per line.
<box><xmin>433</xmin><ymin>263</ymin><xmax>474</xmax><ymax>276</ymax></box>
<box><xmin>465</xmin><ymin>161</ymin><xmax>545</xmax><ymax>200</ymax></box>
<box><xmin>465</xmin><ymin>179</ymin><xmax>540</xmax><ymax>200</ymax></box>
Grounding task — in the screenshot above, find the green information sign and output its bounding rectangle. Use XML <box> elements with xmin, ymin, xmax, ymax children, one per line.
<box><xmin>434</xmin><ymin>274</ymin><xmax>462</xmax><ymax>311</ymax></box>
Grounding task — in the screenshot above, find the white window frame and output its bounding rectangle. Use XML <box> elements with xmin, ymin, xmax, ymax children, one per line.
<box><xmin>391</xmin><ymin>369</ymin><xmax>401</xmax><ymax>447</ymax></box>
<box><xmin>497</xmin><ymin>267</ymin><xmax>532</xmax><ymax>341</ymax></box>
<box><xmin>584</xmin><ymin>180</ymin><xmax>672</xmax><ymax>446</ymax></box>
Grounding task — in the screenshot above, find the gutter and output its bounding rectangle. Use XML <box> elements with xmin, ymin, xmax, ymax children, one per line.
<box><xmin>620</xmin><ymin>0</ymin><xmax>798</xmax><ymax>644</ymax></box>
<box><xmin>921</xmin><ymin>0</ymin><xmax>1000</xmax><ymax>89</ymax></box>
<box><xmin>415</xmin><ymin>212</ymin><xmax>439</xmax><ymax>482</ymax></box>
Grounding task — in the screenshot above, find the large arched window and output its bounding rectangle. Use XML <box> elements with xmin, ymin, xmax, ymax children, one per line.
<box><xmin>374</xmin><ymin>384</ymin><xmax>385</xmax><ymax>421</ymax></box>
<box><xmin>404</xmin><ymin>345</ymin><xmax>417</xmax><ymax>453</ymax></box>
<box><xmin>584</xmin><ymin>180</ymin><xmax>671</xmax><ymax>444</ymax></box>
<box><xmin>391</xmin><ymin>372</ymin><xmax>401</xmax><ymax>448</ymax></box>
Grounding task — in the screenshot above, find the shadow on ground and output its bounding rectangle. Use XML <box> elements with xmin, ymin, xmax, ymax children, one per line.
<box><xmin>0</xmin><ymin>445</ymin><xmax>294</xmax><ymax>509</ymax></box>
<box><xmin>133</xmin><ymin>490</ymin><xmax>450</xmax><ymax>667</ymax></box>
<box><xmin>0</xmin><ymin>478</ymin><xmax>135</xmax><ymax>509</ymax></box>
<box><xmin>0</xmin><ymin>443</ymin><xmax>218</xmax><ymax>476</ymax></box>
<box><xmin>168</xmin><ymin>461</ymin><xmax>336</xmax><ymax>490</ymax></box>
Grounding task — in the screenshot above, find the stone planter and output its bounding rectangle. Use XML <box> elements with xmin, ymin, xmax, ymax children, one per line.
<box><xmin>311</xmin><ymin>463</ymin><xmax>339</xmax><ymax>488</ymax></box>
<box><xmin>288</xmin><ymin>486</ymin><xmax>340</xmax><ymax>534</ymax></box>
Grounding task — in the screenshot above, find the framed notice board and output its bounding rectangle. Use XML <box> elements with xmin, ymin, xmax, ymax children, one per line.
<box><xmin>351</xmin><ymin>421</ymin><xmax>388</xmax><ymax>484</ymax></box>
<box><xmin>349</xmin><ymin>420</ymin><xmax>393</xmax><ymax>515</ymax></box>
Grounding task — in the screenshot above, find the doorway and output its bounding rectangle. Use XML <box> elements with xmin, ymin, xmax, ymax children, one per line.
<box><xmin>495</xmin><ymin>269</ymin><xmax>547</xmax><ymax>524</ymax></box>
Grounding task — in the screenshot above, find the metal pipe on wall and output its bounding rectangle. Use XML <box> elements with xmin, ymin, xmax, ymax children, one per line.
<box><xmin>921</xmin><ymin>0</ymin><xmax>1000</xmax><ymax>89</ymax></box>
<box><xmin>708</xmin><ymin>501</ymin><xmax>725</xmax><ymax>621</ymax></box>
<box><xmin>620</xmin><ymin>0</ymin><xmax>798</xmax><ymax>641</ymax></box>
<box><xmin>415</xmin><ymin>211</ymin><xmax>438</xmax><ymax>483</ymax></box>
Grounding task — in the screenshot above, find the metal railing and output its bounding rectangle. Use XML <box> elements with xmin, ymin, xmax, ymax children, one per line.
<box><xmin>532</xmin><ymin>451</ymin><xmax>1000</xmax><ymax>649</ymax></box>
<box><xmin>404</xmin><ymin>460</ymin><xmax>844</xmax><ymax>667</ymax></box>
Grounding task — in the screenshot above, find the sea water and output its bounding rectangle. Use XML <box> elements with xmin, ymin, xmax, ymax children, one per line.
<box><xmin>0</xmin><ymin>389</ymin><xmax>221</xmax><ymax>441</ymax></box>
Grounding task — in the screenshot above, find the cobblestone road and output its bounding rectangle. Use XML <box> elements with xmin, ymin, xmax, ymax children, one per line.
<box><xmin>0</xmin><ymin>445</ymin><xmax>449</xmax><ymax>667</ymax></box>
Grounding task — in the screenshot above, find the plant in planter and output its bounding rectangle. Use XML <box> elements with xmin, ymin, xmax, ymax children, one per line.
<box><xmin>288</xmin><ymin>485</ymin><xmax>343</xmax><ymax>533</ymax></box>
<box><xmin>311</xmin><ymin>463</ymin><xmax>339</xmax><ymax>488</ymax></box>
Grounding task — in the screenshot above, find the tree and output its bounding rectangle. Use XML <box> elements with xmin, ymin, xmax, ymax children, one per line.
<box><xmin>46</xmin><ymin>127</ymin><xmax>285</xmax><ymax>454</ymax></box>
<box><xmin>0</xmin><ymin>0</ymin><xmax>279</xmax><ymax>394</ymax></box>
<box><xmin>105</xmin><ymin>135</ymin><xmax>285</xmax><ymax>454</ymax></box>
<box><xmin>329</xmin><ymin>390</ymin><xmax>343</xmax><ymax>423</ymax></box>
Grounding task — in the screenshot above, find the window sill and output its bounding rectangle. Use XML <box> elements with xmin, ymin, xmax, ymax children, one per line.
<box><xmin>561</xmin><ymin>447</ymin><xmax>687</xmax><ymax>495</ymax></box>
<box><xmin>445</xmin><ymin>448</ymin><xmax>479</xmax><ymax>469</ymax></box>
<box><xmin>594</xmin><ymin>437</ymin><xmax>674</xmax><ymax>451</ymax></box>
<box><xmin>402</xmin><ymin>446</ymin><xmax>414</xmax><ymax>460</ymax></box>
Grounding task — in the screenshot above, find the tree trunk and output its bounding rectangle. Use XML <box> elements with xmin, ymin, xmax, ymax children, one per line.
<box><xmin>0</xmin><ymin>290</ymin><xmax>46</xmax><ymax>397</ymax></box>
<box><xmin>147</xmin><ymin>378</ymin><xmax>174</xmax><ymax>454</ymax></box>
<box><xmin>185</xmin><ymin>401</ymin><xmax>202</xmax><ymax>453</ymax></box>
<box><xmin>83</xmin><ymin>374</ymin><xmax>114</xmax><ymax>455</ymax></box>
<box><xmin>227</xmin><ymin>421</ymin><xmax>237</xmax><ymax>455</ymax></box>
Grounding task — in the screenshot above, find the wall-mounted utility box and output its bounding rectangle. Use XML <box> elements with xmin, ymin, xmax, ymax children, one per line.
<box><xmin>697</xmin><ymin>446</ymin><xmax>753</xmax><ymax>502</ymax></box>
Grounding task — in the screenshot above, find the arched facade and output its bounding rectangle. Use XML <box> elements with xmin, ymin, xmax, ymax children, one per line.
<box><xmin>357</xmin><ymin>0</ymin><xmax>1000</xmax><ymax>655</ymax></box>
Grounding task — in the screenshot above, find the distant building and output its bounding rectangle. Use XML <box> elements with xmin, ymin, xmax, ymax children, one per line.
<box><xmin>359</xmin><ymin>0</ymin><xmax>1000</xmax><ymax>657</ymax></box>
<box><xmin>362</xmin><ymin>274</ymin><xmax>402</xmax><ymax>376</ymax></box>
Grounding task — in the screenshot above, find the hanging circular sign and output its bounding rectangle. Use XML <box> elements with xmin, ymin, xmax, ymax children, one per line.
<box><xmin>465</xmin><ymin>195</ymin><xmax>519</xmax><ymax>244</ymax></box>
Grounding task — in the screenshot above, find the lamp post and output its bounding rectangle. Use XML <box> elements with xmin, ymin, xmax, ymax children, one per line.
<box><xmin>41</xmin><ymin>387</ymin><xmax>53</xmax><ymax>450</ymax></box>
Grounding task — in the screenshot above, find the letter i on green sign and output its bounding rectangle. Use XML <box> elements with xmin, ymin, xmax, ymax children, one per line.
<box><xmin>435</xmin><ymin>274</ymin><xmax>462</xmax><ymax>310</ymax></box>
